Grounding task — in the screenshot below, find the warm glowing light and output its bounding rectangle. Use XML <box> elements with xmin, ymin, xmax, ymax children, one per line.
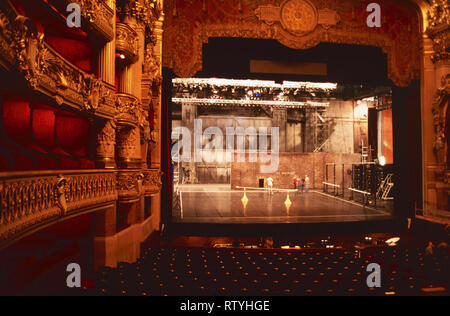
<box><xmin>284</xmin><ymin>193</ymin><xmax>292</xmax><ymax>208</ymax></box>
<box><xmin>379</xmin><ymin>156</ymin><xmax>386</xmax><ymax>166</ymax></box>
<box><xmin>119</xmin><ymin>54</ymin><xmax>126</xmax><ymax>59</ymax></box>
<box><xmin>241</xmin><ymin>191</ymin><xmax>249</xmax><ymax>208</ymax></box>
<box><xmin>385</xmin><ymin>237</ymin><xmax>400</xmax><ymax>246</ymax></box>
<box><xmin>173</xmin><ymin>78</ymin><xmax>338</xmax><ymax>90</ymax></box>
<box><xmin>172</xmin><ymin>98</ymin><xmax>329</xmax><ymax>108</ymax></box>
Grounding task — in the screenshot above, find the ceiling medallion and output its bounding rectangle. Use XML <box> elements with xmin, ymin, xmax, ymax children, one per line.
<box><xmin>280</xmin><ymin>0</ymin><xmax>318</xmax><ymax>36</ymax></box>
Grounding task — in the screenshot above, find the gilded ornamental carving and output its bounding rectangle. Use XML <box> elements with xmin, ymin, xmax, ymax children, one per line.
<box><xmin>60</xmin><ymin>0</ymin><xmax>115</xmax><ymax>41</ymax></box>
<box><xmin>117</xmin><ymin>171</ymin><xmax>142</xmax><ymax>201</ymax></box>
<box><xmin>116</xmin><ymin>93</ymin><xmax>141</xmax><ymax>127</ymax></box>
<box><xmin>163</xmin><ymin>0</ymin><xmax>421</xmax><ymax>87</ymax></box>
<box><xmin>0</xmin><ymin>171</ymin><xmax>117</xmax><ymax>248</ymax></box>
<box><xmin>96</xmin><ymin>120</ymin><xmax>117</xmax><ymax>164</ymax></box>
<box><xmin>116</xmin><ymin>0</ymin><xmax>161</xmax><ymax>26</ymax></box>
<box><xmin>279</xmin><ymin>0</ymin><xmax>318</xmax><ymax>36</ymax></box>
<box><xmin>432</xmin><ymin>74</ymin><xmax>450</xmax><ymax>174</ymax></box>
<box><xmin>0</xmin><ymin>1</ymin><xmax>116</xmax><ymax>120</ymax></box>
<box><xmin>143</xmin><ymin>169</ymin><xmax>164</xmax><ymax>195</ymax></box>
<box><xmin>426</xmin><ymin>0</ymin><xmax>450</xmax><ymax>63</ymax></box>
<box><xmin>116</xmin><ymin>23</ymin><xmax>140</xmax><ymax>64</ymax></box>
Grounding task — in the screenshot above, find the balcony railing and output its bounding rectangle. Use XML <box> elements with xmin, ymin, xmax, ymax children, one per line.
<box><xmin>59</xmin><ymin>0</ymin><xmax>115</xmax><ymax>42</ymax></box>
<box><xmin>0</xmin><ymin>170</ymin><xmax>118</xmax><ymax>249</ymax></box>
<box><xmin>116</xmin><ymin>23</ymin><xmax>140</xmax><ymax>64</ymax></box>
<box><xmin>0</xmin><ymin>0</ymin><xmax>116</xmax><ymax>120</ymax></box>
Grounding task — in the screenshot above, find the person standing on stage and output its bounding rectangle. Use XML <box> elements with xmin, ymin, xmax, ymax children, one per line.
<box><xmin>305</xmin><ymin>175</ymin><xmax>310</xmax><ymax>192</ymax></box>
<box><xmin>267</xmin><ymin>177</ymin><xmax>274</xmax><ymax>195</ymax></box>
<box><xmin>181</xmin><ymin>167</ymin><xmax>186</xmax><ymax>184</ymax></box>
<box><xmin>296</xmin><ymin>177</ymin><xmax>302</xmax><ymax>193</ymax></box>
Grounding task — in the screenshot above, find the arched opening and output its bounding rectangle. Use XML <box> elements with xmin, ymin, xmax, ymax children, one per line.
<box><xmin>164</xmin><ymin>37</ymin><xmax>422</xmax><ymax>235</ymax></box>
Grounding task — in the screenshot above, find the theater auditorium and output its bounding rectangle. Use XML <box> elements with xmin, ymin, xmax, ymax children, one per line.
<box><xmin>0</xmin><ymin>0</ymin><xmax>448</xmax><ymax>297</ymax></box>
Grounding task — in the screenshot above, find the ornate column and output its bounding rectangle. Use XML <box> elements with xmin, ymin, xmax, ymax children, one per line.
<box><xmin>97</xmin><ymin>0</ymin><xmax>116</xmax><ymax>86</ymax></box>
<box><xmin>146</xmin><ymin>11</ymin><xmax>164</xmax><ymax>228</ymax></box>
<box><xmin>422</xmin><ymin>0</ymin><xmax>450</xmax><ymax>217</ymax></box>
<box><xmin>94</xmin><ymin>0</ymin><xmax>117</xmax><ymax>168</ymax></box>
<box><xmin>95</xmin><ymin>120</ymin><xmax>117</xmax><ymax>168</ymax></box>
<box><xmin>149</xmin><ymin>14</ymin><xmax>164</xmax><ymax>170</ymax></box>
<box><xmin>116</xmin><ymin>16</ymin><xmax>142</xmax><ymax>170</ymax></box>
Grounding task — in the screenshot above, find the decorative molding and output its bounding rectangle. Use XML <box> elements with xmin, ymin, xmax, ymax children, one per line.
<box><xmin>426</xmin><ymin>0</ymin><xmax>450</xmax><ymax>63</ymax></box>
<box><xmin>60</xmin><ymin>0</ymin><xmax>115</xmax><ymax>41</ymax></box>
<box><xmin>0</xmin><ymin>170</ymin><xmax>117</xmax><ymax>248</ymax></box>
<box><xmin>116</xmin><ymin>127</ymin><xmax>142</xmax><ymax>168</ymax></box>
<box><xmin>163</xmin><ymin>0</ymin><xmax>421</xmax><ymax>87</ymax></box>
<box><xmin>116</xmin><ymin>22</ymin><xmax>140</xmax><ymax>64</ymax></box>
<box><xmin>0</xmin><ymin>1</ymin><xmax>116</xmax><ymax>120</ymax></box>
<box><xmin>116</xmin><ymin>93</ymin><xmax>141</xmax><ymax>127</ymax></box>
<box><xmin>143</xmin><ymin>169</ymin><xmax>163</xmax><ymax>195</ymax></box>
<box><xmin>116</xmin><ymin>0</ymin><xmax>162</xmax><ymax>28</ymax></box>
<box><xmin>143</xmin><ymin>41</ymin><xmax>162</xmax><ymax>84</ymax></box>
<box><xmin>432</xmin><ymin>74</ymin><xmax>449</xmax><ymax>172</ymax></box>
<box><xmin>96</xmin><ymin>120</ymin><xmax>117</xmax><ymax>162</ymax></box>
<box><xmin>116</xmin><ymin>170</ymin><xmax>144</xmax><ymax>201</ymax></box>
<box><xmin>279</xmin><ymin>0</ymin><xmax>319</xmax><ymax>36</ymax></box>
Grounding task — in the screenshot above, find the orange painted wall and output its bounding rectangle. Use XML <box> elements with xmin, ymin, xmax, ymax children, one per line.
<box><xmin>382</xmin><ymin>109</ymin><xmax>394</xmax><ymax>164</ymax></box>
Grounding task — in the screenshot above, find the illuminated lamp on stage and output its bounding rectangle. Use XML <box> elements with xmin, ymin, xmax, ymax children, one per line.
<box><xmin>385</xmin><ymin>237</ymin><xmax>400</xmax><ymax>246</ymax></box>
<box><xmin>379</xmin><ymin>156</ymin><xmax>386</xmax><ymax>166</ymax></box>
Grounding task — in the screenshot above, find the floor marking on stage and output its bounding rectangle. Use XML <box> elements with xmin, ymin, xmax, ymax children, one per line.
<box><xmin>180</xmin><ymin>190</ymin><xmax>391</xmax><ymax>215</ymax></box>
<box><xmin>179</xmin><ymin>190</ymin><xmax>277</xmax><ymax>193</ymax></box>
<box><xmin>311</xmin><ymin>190</ymin><xmax>390</xmax><ymax>215</ymax></box>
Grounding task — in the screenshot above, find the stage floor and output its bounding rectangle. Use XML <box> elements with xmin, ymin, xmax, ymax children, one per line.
<box><xmin>172</xmin><ymin>185</ymin><xmax>393</xmax><ymax>224</ymax></box>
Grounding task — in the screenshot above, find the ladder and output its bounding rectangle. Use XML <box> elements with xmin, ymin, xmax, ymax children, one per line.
<box><xmin>361</xmin><ymin>144</ymin><xmax>369</xmax><ymax>163</ymax></box>
<box><xmin>377</xmin><ymin>173</ymin><xmax>394</xmax><ymax>200</ymax></box>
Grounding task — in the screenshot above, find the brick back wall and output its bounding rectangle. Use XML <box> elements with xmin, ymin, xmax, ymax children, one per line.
<box><xmin>231</xmin><ymin>152</ymin><xmax>361</xmax><ymax>190</ymax></box>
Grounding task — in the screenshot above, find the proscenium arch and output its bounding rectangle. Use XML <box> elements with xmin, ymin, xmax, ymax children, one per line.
<box><xmin>163</xmin><ymin>0</ymin><xmax>427</xmax><ymax>87</ymax></box>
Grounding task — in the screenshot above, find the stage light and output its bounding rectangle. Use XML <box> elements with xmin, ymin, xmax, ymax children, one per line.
<box><xmin>385</xmin><ymin>237</ymin><xmax>400</xmax><ymax>246</ymax></box>
<box><xmin>379</xmin><ymin>156</ymin><xmax>386</xmax><ymax>166</ymax></box>
<box><xmin>119</xmin><ymin>54</ymin><xmax>126</xmax><ymax>60</ymax></box>
<box><xmin>357</xmin><ymin>100</ymin><xmax>361</xmax><ymax>105</ymax></box>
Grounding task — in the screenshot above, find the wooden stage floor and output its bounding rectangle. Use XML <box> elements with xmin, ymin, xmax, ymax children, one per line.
<box><xmin>172</xmin><ymin>185</ymin><xmax>393</xmax><ymax>224</ymax></box>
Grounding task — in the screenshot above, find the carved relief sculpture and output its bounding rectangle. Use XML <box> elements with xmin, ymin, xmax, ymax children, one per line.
<box><xmin>163</xmin><ymin>0</ymin><xmax>421</xmax><ymax>87</ymax></box>
<box><xmin>0</xmin><ymin>1</ymin><xmax>116</xmax><ymax>120</ymax></box>
<box><xmin>432</xmin><ymin>75</ymin><xmax>450</xmax><ymax>179</ymax></box>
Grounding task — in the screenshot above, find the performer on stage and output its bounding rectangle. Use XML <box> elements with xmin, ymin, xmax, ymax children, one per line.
<box><xmin>296</xmin><ymin>177</ymin><xmax>303</xmax><ymax>193</ymax></box>
<box><xmin>267</xmin><ymin>177</ymin><xmax>274</xmax><ymax>195</ymax></box>
<box><xmin>305</xmin><ymin>175</ymin><xmax>310</xmax><ymax>192</ymax></box>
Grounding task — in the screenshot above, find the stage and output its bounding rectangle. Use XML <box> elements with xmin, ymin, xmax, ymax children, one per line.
<box><xmin>172</xmin><ymin>185</ymin><xmax>393</xmax><ymax>224</ymax></box>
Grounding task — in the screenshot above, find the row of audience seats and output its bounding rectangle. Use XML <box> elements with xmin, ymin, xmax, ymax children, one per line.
<box><xmin>72</xmin><ymin>245</ymin><xmax>448</xmax><ymax>296</ymax></box>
